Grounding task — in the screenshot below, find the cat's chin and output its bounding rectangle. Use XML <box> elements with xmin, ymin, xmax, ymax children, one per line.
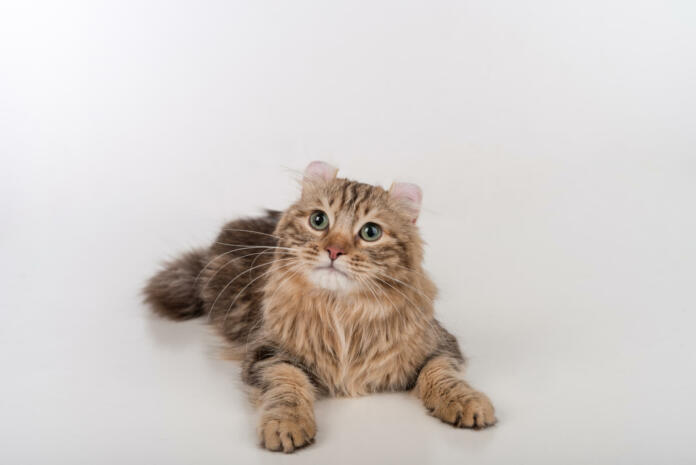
<box><xmin>308</xmin><ymin>267</ymin><xmax>356</xmax><ymax>292</ymax></box>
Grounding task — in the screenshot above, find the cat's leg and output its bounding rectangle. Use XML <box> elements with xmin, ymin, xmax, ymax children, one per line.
<box><xmin>414</xmin><ymin>355</ymin><xmax>496</xmax><ymax>429</ymax></box>
<box><xmin>243</xmin><ymin>348</ymin><xmax>318</xmax><ymax>453</ymax></box>
<box><xmin>256</xmin><ymin>363</ymin><xmax>317</xmax><ymax>452</ymax></box>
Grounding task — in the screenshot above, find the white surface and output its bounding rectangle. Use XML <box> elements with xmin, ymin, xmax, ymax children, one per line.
<box><xmin>2</xmin><ymin>1</ymin><xmax>695</xmax><ymax>464</ymax></box>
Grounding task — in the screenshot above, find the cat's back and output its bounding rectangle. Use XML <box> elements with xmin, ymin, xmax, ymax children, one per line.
<box><xmin>214</xmin><ymin>209</ymin><xmax>282</xmax><ymax>249</ymax></box>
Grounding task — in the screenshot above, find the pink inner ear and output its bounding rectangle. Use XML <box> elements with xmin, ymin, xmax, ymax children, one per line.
<box><xmin>389</xmin><ymin>182</ymin><xmax>422</xmax><ymax>222</ymax></box>
<box><xmin>304</xmin><ymin>161</ymin><xmax>338</xmax><ymax>183</ymax></box>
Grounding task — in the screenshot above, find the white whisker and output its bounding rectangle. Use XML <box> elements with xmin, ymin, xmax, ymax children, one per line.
<box><xmin>373</xmin><ymin>276</ymin><xmax>424</xmax><ymax>314</ymax></box>
<box><xmin>202</xmin><ymin>249</ymin><xmax>287</xmax><ymax>291</ymax></box>
<box><xmin>391</xmin><ymin>262</ymin><xmax>428</xmax><ymax>278</ymax></box>
<box><xmin>373</xmin><ymin>275</ymin><xmax>440</xmax><ymax>336</ymax></box>
<box><xmin>195</xmin><ymin>247</ymin><xmax>280</xmax><ymax>285</ymax></box>
<box><xmin>243</xmin><ymin>266</ymin><xmax>298</xmax><ymax>351</ymax></box>
<box><xmin>366</xmin><ymin>276</ymin><xmax>402</xmax><ymax>317</ymax></box>
<box><xmin>207</xmin><ymin>256</ymin><xmax>295</xmax><ymax>323</ymax></box>
<box><xmin>374</xmin><ymin>270</ymin><xmax>434</xmax><ymax>303</ymax></box>
<box><xmin>222</xmin><ymin>228</ymin><xmax>281</xmax><ymax>240</ymax></box>
<box><xmin>357</xmin><ymin>275</ymin><xmax>380</xmax><ymax>302</ymax></box>
<box><xmin>222</xmin><ymin>260</ymin><xmax>298</xmax><ymax>325</ymax></box>
<box><xmin>215</xmin><ymin>242</ymin><xmax>293</xmax><ymax>251</ymax></box>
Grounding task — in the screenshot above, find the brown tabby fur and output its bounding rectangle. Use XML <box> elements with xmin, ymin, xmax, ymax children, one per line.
<box><xmin>144</xmin><ymin>166</ymin><xmax>495</xmax><ymax>453</ymax></box>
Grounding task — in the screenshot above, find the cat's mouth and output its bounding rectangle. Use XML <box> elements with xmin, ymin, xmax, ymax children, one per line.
<box><xmin>314</xmin><ymin>264</ymin><xmax>349</xmax><ymax>277</ymax></box>
<box><xmin>308</xmin><ymin>264</ymin><xmax>354</xmax><ymax>291</ymax></box>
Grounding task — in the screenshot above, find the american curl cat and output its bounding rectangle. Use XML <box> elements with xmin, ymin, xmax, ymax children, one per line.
<box><xmin>144</xmin><ymin>161</ymin><xmax>496</xmax><ymax>452</ymax></box>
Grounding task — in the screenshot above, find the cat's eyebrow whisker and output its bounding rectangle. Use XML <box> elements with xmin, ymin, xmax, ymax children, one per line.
<box><xmin>222</xmin><ymin>260</ymin><xmax>298</xmax><ymax>325</ymax></box>
<box><xmin>222</xmin><ymin>228</ymin><xmax>282</xmax><ymax>240</ymax></box>
<box><xmin>208</xmin><ymin>257</ymin><xmax>296</xmax><ymax>323</ymax></box>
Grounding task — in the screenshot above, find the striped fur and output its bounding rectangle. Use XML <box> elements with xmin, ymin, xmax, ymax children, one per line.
<box><xmin>144</xmin><ymin>168</ymin><xmax>495</xmax><ymax>452</ymax></box>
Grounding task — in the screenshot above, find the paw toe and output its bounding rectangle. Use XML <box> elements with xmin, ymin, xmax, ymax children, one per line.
<box><xmin>428</xmin><ymin>391</ymin><xmax>496</xmax><ymax>430</ymax></box>
<box><xmin>259</xmin><ymin>415</ymin><xmax>316</xmax><ymax>453</ymax></box>
<box><xmin>261</xmin><ymin>420</ymin><xmax>282</xmax><ymax>451</ymax></box>
<box><xmin>462</xmin><ymin>395</ymin><xmax>496</xmax><ymax>429</ymax></box>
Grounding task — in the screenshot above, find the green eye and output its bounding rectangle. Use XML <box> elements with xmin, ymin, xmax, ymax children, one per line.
<box><xmin>309</xmin><ymin>211</ymin><xmax>329</xmax><ymax>230</ymax></box>
<box><xmin>359</xmin><ymin>222</ymin><xmax>382</xmax><ymax>242</ymax></box>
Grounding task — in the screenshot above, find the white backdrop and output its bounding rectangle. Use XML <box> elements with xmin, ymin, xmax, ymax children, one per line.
<box><xmin>2</xmin><ymin>1</ymin><xmax>695</xmax><ymax>464</ymax></box>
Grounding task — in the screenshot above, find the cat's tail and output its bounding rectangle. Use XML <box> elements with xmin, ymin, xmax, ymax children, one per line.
<box><xmin>143</xmin><ymin>249</ymin><xmax>208</xmax><ymax>321</ymax></box>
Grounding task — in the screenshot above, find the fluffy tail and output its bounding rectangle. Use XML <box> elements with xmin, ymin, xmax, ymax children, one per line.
<box><xmin>143</xmin><ymin>249</ymin><xmax>207</xmax><ymax>320</ymax></box>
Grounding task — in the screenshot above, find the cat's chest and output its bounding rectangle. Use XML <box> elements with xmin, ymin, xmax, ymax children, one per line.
<box><xmin>266</xmin><ymin>302</ymin><xmax>428</xmax><ymax>396</ymax></box>
<box><xmin>314</xmin><ymin>315</ymin><xmax>410</xmax><ymax>396</ymax></box>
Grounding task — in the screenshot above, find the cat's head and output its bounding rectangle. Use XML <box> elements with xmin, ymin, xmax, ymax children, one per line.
<box><xmin>274</xmin><ymin>161</ymin><xmax>425</xmax><ymax>294</ymax></box>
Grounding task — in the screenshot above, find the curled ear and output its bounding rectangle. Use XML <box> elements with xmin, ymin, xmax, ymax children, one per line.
<box><xmin>389</xmin><ymin>182</ymin><xmax>422</xmax><ymax>223</ymax></box>
<box><xmin>303</xmin><ymin>161</ymin><xmax>338</xmax><ymax>186</ymax></box>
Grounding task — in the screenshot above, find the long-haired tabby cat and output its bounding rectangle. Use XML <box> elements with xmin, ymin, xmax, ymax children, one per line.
<box><xmin>144</xmin><ymin>161</ymin><xmax>495</xmax><ymax>452</ymax></box>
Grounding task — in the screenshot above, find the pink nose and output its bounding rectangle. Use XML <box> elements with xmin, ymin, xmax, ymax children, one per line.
<box><xmin>326</xmin><ymin>246</ymin><xmax>345</xmax><ymax>261</ymax></box>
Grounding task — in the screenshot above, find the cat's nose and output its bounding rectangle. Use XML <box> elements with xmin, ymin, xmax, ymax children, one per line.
<box><xmin>326</xmin><ymin>246</ymin><xmax>345</xmax><ymax>261</ymax></box>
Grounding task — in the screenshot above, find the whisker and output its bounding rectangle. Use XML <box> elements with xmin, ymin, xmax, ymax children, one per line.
<box><xmin>243</xmin><ymin>266</ymin><xmax>298</xmax><ymax>351</ymax></box>
<box><xmin>373</xmin><ymin>275</ymin><xmax>440</xmax><ymax>335</ymax></box>
<box><xmin>195</xmin><ymin>246</ymin><xmax>279</xmax><ymax>285</ymax></box>
<box><xmin>373</xmin><ymin>276</ymin><xmax>425</xmax><ymax>314</ymax></box>
<box><xmin>374</xmin><ymin>270</ymin><xmax>434</xmax><ymax>303</ymax></box>
<box><xmin>366</xmin><ymin>276</ymin><xmax>402</xmax><ymax>317</ymax></box>
<box><xmin>221</xmin><ymin>228</ymin><xmax>281</xmax><ymax>240</ymax></box>
<box><xmin>260</xmin><ymin>267</ymin><xmax>303</xmax><ymax>324</ymax></box>
<box><xmin>248</xmin><ymin>246</ymin><xmax>284</xmax><ymax>280</ymax></box>
<box><xmin>355</xmin><ymin>274</ymin><xmax>382</xmax><ymax>306</ymax></box>
<box><xmin>215</xmin><ymin>242</ymin><xmax>293</xmax><ymax>251</ymax></box>
<box><xmin>207</xmin><ymin>256</ymin><xmax>296</xmax><ymax>323</ymax></box>
<box><xmin>391</xmin><ymin>262</ymin><xmax>428</xmax><ymax>278</ymax></box>
<box><xmin>202</xmin><ymin>249</ymin><xmax>288</xmax><ymax>291</ymax></box>
<box><xmin>242</xmin><ymin>264</ymin><xmax>305</xmax><ymax>354</ymax></box>
<box><xmin>222</xmin><ymin>260</ymin><xmax>298</xmax><ymax>325</ymax></box>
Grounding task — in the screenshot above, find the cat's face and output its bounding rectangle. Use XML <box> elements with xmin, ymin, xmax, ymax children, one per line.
<box><xmin>275</xmin><ymin>162</ymin><xmax>424</xmax><ymax>294</ymax></box>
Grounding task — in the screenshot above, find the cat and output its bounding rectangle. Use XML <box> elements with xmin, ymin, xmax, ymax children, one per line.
<box><xmin>144</xmin><ymin>161</ymin><xmax>496</xmax><ymax>452</ymax></box>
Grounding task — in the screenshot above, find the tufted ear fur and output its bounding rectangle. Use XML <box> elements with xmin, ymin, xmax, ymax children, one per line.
<box><xmin>389</xmin><ymin>182</ymin><xmax>422</xmax><ymax>223</ymax></box>
<box><xmin>303</xmin><ymin>161</ymin><xmax>338</xmax><ymax>184</ymax></box>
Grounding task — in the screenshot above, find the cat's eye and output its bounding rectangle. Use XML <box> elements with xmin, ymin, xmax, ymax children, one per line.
<box><xmin>309</xmin><ymin>211</ymin><xmax>329</xmax><ymax>230</ymax></box>
<box><xmin>359</xmin><ymin>222</ymin><xmax>382</xmax><ymax>242</ymax></box>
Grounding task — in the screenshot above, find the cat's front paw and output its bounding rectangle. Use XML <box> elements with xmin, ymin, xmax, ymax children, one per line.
<box><xmin>258</xmin><ymin>408</ymin><xmax>317</xmax><ymax>453</ymax></box>
<box><xmin>427</xmin><ymin>389</ymin><xmax>496</xmax><ymax>429</ymax></box>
